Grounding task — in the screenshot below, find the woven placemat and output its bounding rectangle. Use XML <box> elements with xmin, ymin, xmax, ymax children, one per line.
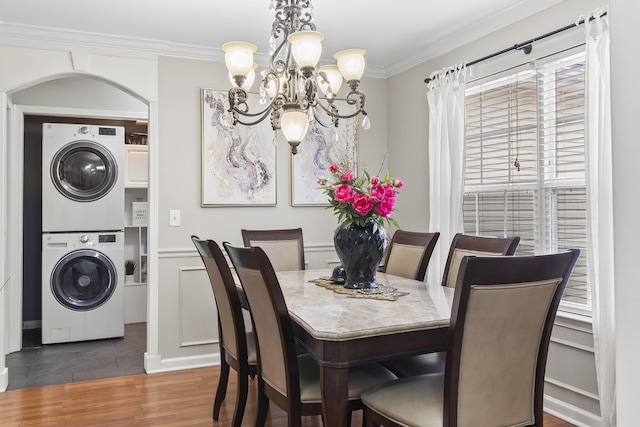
<box><xmin>309</xmin><ymin>277</ymin><xmax>409</xmax><ymax>301</ymax></box>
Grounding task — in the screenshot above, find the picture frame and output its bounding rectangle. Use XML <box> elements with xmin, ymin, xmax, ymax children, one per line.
<box><xmin>290</xmin><ymin>116</ymin><xmax>358</xmax><ymax>206</ymax></box>
<box><xmin>201</xmin><ymin>88</ymin><xmax>277</xmax><ymax>206</ymax></box>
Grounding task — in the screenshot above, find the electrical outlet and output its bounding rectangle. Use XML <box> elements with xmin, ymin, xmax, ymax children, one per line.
<box><xmin>169</xmin><ymin>209</ymin><xmax>181</xmax><ymax>227</ymax></box>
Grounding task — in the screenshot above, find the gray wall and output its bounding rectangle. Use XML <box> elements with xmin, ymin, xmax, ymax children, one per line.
<box><xmin>154</xmin><ymin>55</ymin><xmax>389</xmax><ymax>359</ymax></box>
<box><xmin>610</xmin><ymin>0</ymin><xmax>640</xmax><ymax>425</ymax></box>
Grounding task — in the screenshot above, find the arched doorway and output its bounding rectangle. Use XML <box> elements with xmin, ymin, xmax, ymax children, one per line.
<box><xmin>1</xmin><ymin>58</ymin><xmax>159</xmax><ymax>391</ymax></box>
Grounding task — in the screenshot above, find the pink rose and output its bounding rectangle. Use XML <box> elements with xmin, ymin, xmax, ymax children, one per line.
<box><xmin>329</xmin><ymin>164</ymin><xmax>339</xmax><ymax>172</ymax></box>
<box><xmin>370</xmin><ymin>185</ymin><xmax>386</xmax><ymax>201</ymax></box>
<box><xmin>352</xmin><ymin>194</ymin><xmax>373</xmax><ymax>216</ymax></box>
<box><xmin>334</xmin><ymin>184</ymin><xmax>355</xmax><ymax>202</ymax></box>
<box><xmin>383</xmin><ymin>184</ymin><xmax>397</xmax><ymax>199</ymax></box>
<box><xmin>339</xmin><ymin>171</ymin><xmax>353</xmax><ymax>182</ymax></box>
<box><xmin>375</xmin><ymin>198</ymin><xmax>395</xmax><ymax>217</ymax></box>
<box><xmin>370</xmin><ymin>176</ymin><xmax>380</xmax><ymax>185</ymax></box>
<box><xmin>394</xmin><ymin>179</ymin><xmax>404</xmax><ymax>188</ymax></box>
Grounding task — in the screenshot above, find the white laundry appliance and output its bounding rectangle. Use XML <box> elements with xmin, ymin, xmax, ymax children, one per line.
<box><xmin>41</xmin><ymin>232</ymin><xmax>125</xmax><ymax>344</ymax></box>
<box><xmin>42</xmin><ymin>123</ymin><xmax>125</xmax><ymax>232</ymax></box>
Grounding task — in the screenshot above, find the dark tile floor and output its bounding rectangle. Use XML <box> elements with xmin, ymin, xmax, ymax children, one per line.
<box><xmin>5</xmin><ymin>322</ymin><xmax>147</xmax><ymax>391</ymax></box>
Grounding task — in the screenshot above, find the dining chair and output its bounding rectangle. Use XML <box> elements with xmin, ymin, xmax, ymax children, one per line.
<box><xmin>241</xmin><ymin>228</ymin><xmax>305</xmax><ymax>271</ymax></box>
<box><xmin>191</xmin><ymin>236</ymin><xmax>257</xmax><ymax>427</ymax></box>
<box><xmin>380</xmin><ymin>230</ymin><xmax>440</xmax><ymax>281</ymax></box>
<box><xmin>382</xmin><ymin>232</ymin><xmax>521</xmax><ymax>377</ymax></box>
<box><xmin>223</xmin><ymin>243</ymin><xmax>398</xmax><ymax>427</ymax></box>
<box><xmin>362</xmin><ymin>249</ymin><xmax>580</xmax><ymax>427</ymax></box>
<box><xmin>441</xmin><ymin>232</ymin><xmax>521</xmax><ymax>288</ymax></box>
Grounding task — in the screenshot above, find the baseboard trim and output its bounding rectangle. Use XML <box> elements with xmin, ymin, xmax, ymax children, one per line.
<box><xmin>544</xmin><ymin>394</ymin><xmax>601</xmax><ymax>427</ymax></box>
<box><xmin>144</xmin><ymin>352</ymin><xmax>221</xmax><ymax>374</ymax></box>
<box><xmin>0</xmin><ymin>367</ymin><xmax>8</xmax><ymax>392</ymax></box>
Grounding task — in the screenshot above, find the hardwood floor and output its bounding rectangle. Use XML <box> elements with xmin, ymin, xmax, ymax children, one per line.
<box><xmin>0</xmin><ymin>365</ymin><xmax>575</xmax><ymax>426</ymax></box>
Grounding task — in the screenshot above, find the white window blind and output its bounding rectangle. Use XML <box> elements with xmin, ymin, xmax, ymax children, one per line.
<box><xmin>463</xmin><ymin>52</ymin><xmax>591</xmax><ymax>313</ymax></box>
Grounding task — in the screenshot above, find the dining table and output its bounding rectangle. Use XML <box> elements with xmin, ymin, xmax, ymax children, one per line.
<box><xmin>272</xmin><ymin>268</ymin><xmax>455</xmax><ymax>427</ymax></box>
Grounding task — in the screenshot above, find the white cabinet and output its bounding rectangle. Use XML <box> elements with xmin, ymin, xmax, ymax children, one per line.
<box><xmin>124</xmin><ymin>144</ymin><xmax>148</xmax><ymax>188</ymax></box>
<box><xmin>123</xmin><ymin>144</ymin><xmax>148</xmax><ymax>323</ymax></box>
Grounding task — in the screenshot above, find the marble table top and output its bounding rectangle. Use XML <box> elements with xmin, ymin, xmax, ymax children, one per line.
<box><xmin>275</xmin><ymin>269</ymin><xmax>454</xmax><ymax>341</ymax></box>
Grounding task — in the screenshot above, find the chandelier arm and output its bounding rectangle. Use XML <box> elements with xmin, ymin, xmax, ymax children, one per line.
<box><xmin>314</xmin><ymin>90</ymin><xmax>367</xmax><ymax>120</ymax></box>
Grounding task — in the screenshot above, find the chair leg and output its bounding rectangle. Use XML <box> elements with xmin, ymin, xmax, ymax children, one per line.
<box><xmin>363</xmin><ymin>408</ymin><xmax>380</xmax><ymax>427</ymax></box>
<box><xmin>255</xmin><ymin>379</ymin><xmax>269</xmax><ymax>427</ymax></box>
<box><xmin>231</xmin><ymin>369</ymin><xmax>249</xmax><ymax>427</ymax></box>
<box><xmin>213</xmin><ymin>358</ymin><xmax>230</xmax><ymax>420</ymax></box>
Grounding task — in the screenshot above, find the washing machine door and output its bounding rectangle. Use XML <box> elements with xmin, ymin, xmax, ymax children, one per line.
<box><xmin>50</xmin><ymin>249</ymin><xmax>118</xmax><ymax>310</ymax></box>
<box><xmin>50</xmin><ymin>140</ymin><xmax>119</xmax><ymax>202</ymax></box>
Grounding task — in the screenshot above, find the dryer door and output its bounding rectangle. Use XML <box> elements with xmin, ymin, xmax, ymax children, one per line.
<box><xmin>50</xmin><ymin>249</ymin><xmax>118</xmax><ymax>310</ymax></box>
<box><xmin>50</xmin><ymin>140</ymin><xmax>118</xmax><ymax>202</ymax></box>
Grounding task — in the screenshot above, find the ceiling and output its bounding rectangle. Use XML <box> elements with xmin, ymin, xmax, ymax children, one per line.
<box><xmin>0</xmin><ymin>0</ymin><xmax>564</xmax><ymax>77</ymax></box>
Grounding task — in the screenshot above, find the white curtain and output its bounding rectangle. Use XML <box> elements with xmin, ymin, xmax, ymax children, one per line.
<box><xmin>426</xmin><ymin>65</ymin><xmax>466</xmax><ymax>286</ymax></box>
<box><xmin>584</xmin><ymin>7</ymin><xmax>616</xmax><ymax>427</ymax></box>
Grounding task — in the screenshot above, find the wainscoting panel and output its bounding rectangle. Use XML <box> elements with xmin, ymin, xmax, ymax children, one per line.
<box><xmin>178</xmin><ymin>266</ymin><xmax>218</xmax><ymax>348</ymax></box>
<box><xmin>544</xmin><ymin>313</ymin><xmax>600</xmax><ymax>426</ymax></box>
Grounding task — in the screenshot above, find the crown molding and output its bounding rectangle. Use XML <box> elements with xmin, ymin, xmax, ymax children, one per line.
<box><xmin>0</xmin><ymin>22</ymin><xmax>388</xmax><ymax>79</ymax></box>
<box><xmin>384</xmin><ymin>0</ymin><xmax>565</xmax><ymax>77</ymax></box>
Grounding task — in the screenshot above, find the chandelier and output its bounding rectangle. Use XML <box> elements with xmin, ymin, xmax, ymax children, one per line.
<box><xmin>222</xmin><ymin>0</ymin><xmax>369</xmax><ymax>154</ymax></box>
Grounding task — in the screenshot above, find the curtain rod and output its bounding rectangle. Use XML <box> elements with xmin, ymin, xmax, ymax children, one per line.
<box><xmin>424</xmin><ymin>11</ymin><xmax>607</xmax><ymax>83</ymax></box>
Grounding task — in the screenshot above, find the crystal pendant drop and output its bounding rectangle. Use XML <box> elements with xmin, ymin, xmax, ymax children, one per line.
<box><xmin>298</xmin><ymin>78</ymin><xmax>305</xmax><ymax>93</ymax></box>
<box><xmin>334</xmin><ymin>130</ymin><xmax>339</xmax><ymax>142</ymax></box>
<box><xmin>362</xmin><ymin>115</ymin><xmax>371</xmax><ymax>130</ymax></box>
<box><xmin>260</xmin><ymin>86</ymin><xmax>267</xmax><ymax>105</ymax></box>
<box><xmin>269</xmin><ymin>35</ymin><xmax>276</xmax><ymax>55</ymax></box>
<box><xmin>307</xmin><ymin>107</ymin><xmax>314</xmax><ymax>122</ymax></box>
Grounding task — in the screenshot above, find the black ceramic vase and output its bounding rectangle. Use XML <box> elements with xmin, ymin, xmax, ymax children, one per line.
<box><xmin>334</xmin><ymin>219</ymin><xmax>388</xmax><ymax>289</ymax></box>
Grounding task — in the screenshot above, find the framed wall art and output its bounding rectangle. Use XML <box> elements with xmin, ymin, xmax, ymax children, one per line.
<box><xmin>201</xmin><ymin>88</ymin><xmax>277</xmax><ymax>206</ymax></box>
<box><xmin>291</xmin><ymin>116</ymin><xmax>358</xmax><ymax>206</ymax></box>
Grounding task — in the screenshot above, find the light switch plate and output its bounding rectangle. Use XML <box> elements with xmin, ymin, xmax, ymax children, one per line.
<box><xmin>169</xmin><ymin>209</ymin><xmax>180</xmax><ymax>227</ymax></box>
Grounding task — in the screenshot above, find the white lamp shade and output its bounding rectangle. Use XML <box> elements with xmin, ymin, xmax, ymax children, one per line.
<box><xmin>229</xmin><ymin>63</ymin><xmax>257</xmax><ymax>90</ymax></box>
<box><xmin>261</xmin><ymin>70</ymin><xmax>285</xmax><ymax>98</ymax></box>
<box><xmin>281</xmin><ymin>108</ymin><xmax>310</xmax><ymax>143</ymax></box>
<box><xmin>221</xmin><ymin>41</ymin><xmax>257</xmax><ymax>77</ymax></box>
<box><xmin>287</xmin><ymin>31</ymin><xmax>324</xmax><ymax>69</ymax></box>
<box><xmin>318</xmin><ymin>65</ymin><xmax>343</xmax><ymax>95</ymax></box>
<box><xmin>334</xmin><ymin>49</ymin><xmax>366</xmax><ymax>81</ymax></box>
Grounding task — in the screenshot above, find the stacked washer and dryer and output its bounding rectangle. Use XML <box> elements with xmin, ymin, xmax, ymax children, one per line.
<box><xmin>41</xmin><ymin>123</ymin><xmax>126</xmax><ymax>344</ymax></box>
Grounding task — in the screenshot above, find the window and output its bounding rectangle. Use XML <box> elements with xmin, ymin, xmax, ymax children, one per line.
<box><xmin>463</xmin><ymin>52</ymin><xmax>591</xmax><ymax>315</ymax></box>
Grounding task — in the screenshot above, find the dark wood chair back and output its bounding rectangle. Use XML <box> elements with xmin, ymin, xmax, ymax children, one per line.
<box><xmin>224</xmin><ymin>243</ymin><xmax>305</xmax><ymax>418</ymax></box>
<box><xmin>444</xmin><ymin>250</ymin><xmax>579</xmax><ymax>425</ymax></box>
<box><xmin>191</xmin><ymin>236</ymin><xmax>256</xmax><ymax>426</ymax></box>
<box><xmin>241</xmin><ymin>228</ymin><xmax>305</xmax><ymax>271</ymax></box>
<box><xmin>224</xmin><ymin>243</ymin><xmax>397</xmax><ymax>426</ymax></box>
<box><xmin>441</xmin><ymin>233</ymin><xmax>520</xmax><ymax>288</ymax></box>
<box><xmin>381</xmin><ymin>230</ymin><xmax>440</xmax><ymax>281</ymax></box>
<box><xmin>363</xmin><ymin>249</ymin><xmax>580</xmax><ymax>427</ymax></box>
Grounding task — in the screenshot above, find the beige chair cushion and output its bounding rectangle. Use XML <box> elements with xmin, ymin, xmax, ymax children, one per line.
<box><xmin>297</xmin><ymin>354</ymin><xmax>398</xmax><ymax>403</ymax></box>
<box><xmin>236</xmin><ymin>266</ymin><xmax>288</xmax><ymax>396</ymax></box>
<box><xmin>385</xmin><ymin>243</ymin><xmax>427</xmax><ymax>279</ymax></box>
<box><xmin>250</xmin><ymin>239</ymin><xmax>301</xmax><ymax>271</ymax></box>
<box><xmin>456</xmin><ymin>279</ymin><xmax>560</xmax><ymax>426</ymax></box>
<box><xmin>361</xmin><ymin>373</ymin><xmax>445</xmax><ymax>427</ymax></box>
<box><xmin>446</xmin><ymin>249</ymin><xmax>502</xmax><ymax>288</ymax></box>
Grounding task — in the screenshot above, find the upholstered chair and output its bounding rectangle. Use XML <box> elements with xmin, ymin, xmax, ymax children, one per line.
<box><xmin>241</xmin><ymin>228</ymin><xmax>305</xmax><ymax>271</ymax></box>
<box><xmin>382</xmin><ymin>232</ymin><xmax>521</xmax><ymax>378</ymax></box>
<box><xmin>362</xmin><ymin>249</ymin><xmax>580</xmax><ymax>427</ymax></box>
<box><xmin>381</xmin><ymin>231</ymin><xmax>440</xmax><ymax>281</ymax></box>
<box><xmin>224</xmin><ymin>243</ymin><xmax>398</xmax><ymax>427</ymax></box>
<box><xmin>441</xmin><ymin>233</ymin><xmax>520</xmax><ymax>288</ymax></box>
<box><xmin>191</xmin><ymin>236</ymin><xmax>257</xmax><ymax>427</ymax></box>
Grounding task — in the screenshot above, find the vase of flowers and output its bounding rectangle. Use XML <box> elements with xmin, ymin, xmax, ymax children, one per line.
<box><xmin>319</xmin><ymin>163</ymin><xmax>403</xmax><ymax>289</ymax></box>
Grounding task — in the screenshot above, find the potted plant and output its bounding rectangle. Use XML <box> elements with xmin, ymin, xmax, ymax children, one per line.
<box><xmin>125</xmin><ymin>260</ymin><xmax>136</xmax><ymax>284</ymax></box>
